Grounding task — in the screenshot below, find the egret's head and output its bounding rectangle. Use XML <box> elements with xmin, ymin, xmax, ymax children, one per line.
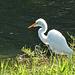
<box><xmin>28</xmin><ymin>18</ymin><xmax>47</xmax><ymax>28</ymax></box>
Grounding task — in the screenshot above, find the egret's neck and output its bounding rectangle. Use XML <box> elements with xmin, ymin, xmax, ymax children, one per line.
<box><xmin>38</xmin><ymin>24</ymin><xmax>49</xmax><ymax>45</ymax></box>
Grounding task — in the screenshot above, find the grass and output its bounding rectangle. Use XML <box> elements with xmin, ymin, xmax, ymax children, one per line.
<box><xmin>0</xmin><ymin>34</ymin><xmax>75</xmax><ymax>75</ymax></box>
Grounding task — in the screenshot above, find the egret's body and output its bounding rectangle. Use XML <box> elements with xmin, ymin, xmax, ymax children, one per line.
<box><xmin>28</xmin><ymin>18</ymin><xmax>74</xmax><ymax>57</ymax></box>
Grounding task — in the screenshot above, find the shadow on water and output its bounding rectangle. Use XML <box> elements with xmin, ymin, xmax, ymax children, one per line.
<box><xmin>0</xmin><ymin>0</ymin><xmax>75</xmax><ymax>58</ymax></box>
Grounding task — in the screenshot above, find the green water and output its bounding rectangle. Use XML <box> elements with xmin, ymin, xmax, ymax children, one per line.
<box><xmin>0</xmin><ymin>0</ymin><xmax>75</xmax><ymax>58</ymax></box>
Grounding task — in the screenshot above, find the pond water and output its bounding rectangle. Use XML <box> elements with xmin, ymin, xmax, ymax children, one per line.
<box><xmin>0</xmin><ymin>0</ymin><xmax>75</xmax><ymax>58</ymax></box>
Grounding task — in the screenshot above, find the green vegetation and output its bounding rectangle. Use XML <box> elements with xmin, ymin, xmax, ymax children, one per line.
<box><xmin>0</xmin><ymin>34</ymin><xmax>75</xmax><ymax>75</ymax></box>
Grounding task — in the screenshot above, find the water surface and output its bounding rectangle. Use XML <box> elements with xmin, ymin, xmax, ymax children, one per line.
<box><xmin>0</xmin><ymin>0</ymin><xmax>75</xmax><ymax>58</ymax></box>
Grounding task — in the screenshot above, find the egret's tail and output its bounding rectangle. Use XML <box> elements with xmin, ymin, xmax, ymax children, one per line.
<box><xmin>67</xmin><ymin>47</ymin><xmax>74</xmax><ymax>58</ymax></box>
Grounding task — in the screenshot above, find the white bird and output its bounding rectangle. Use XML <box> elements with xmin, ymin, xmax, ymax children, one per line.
<box><xmin>28</xmin><ymin>18</ymin><xmax>74</xmax><ymax>57</ymax></box>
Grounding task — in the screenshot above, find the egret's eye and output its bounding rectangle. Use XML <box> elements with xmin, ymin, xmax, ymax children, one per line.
<box><xmin>36</xmin><ymin>22</ymin><xmax>38</xmax><ymax>24</ymax></box>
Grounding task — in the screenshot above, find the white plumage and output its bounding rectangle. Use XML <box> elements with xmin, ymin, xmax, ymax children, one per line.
<box><xmin>28</xmin><ymin>18</ymin><xmax>74</xmax><ymax>57</ymax></box>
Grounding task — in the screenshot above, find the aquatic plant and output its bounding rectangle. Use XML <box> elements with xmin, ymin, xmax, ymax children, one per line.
<box><xmin>0</xmin><ymin>34</ymin><xmax>75</xmax><ymax>75</ymax></box>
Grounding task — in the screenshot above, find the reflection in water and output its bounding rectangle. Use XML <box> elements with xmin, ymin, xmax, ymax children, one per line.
<box><xmin>0</xmin><ymin>0</ymin><xmax>75</xmax><ymax>58</ymax></box>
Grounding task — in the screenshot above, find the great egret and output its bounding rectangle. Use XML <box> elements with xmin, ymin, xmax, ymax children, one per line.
<box><xmin>28</xmin><ymin>18</ymin><xmax>74</xmax><ymax>57</ymax></box>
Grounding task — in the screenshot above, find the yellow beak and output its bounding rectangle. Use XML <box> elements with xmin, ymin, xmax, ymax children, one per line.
<box><xmin>28</xmin><ymin>22</ymin><xmax>37</xmax><ymax>28</ymax></box>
